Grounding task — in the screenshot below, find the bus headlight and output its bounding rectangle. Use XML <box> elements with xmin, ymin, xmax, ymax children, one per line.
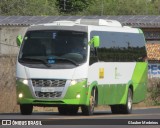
<box><xmin>76</xmin><ymin>94</ymin><xmax>81</xmax><ymax>98</ymax></box>
<box><xmin>17</xmin><ymin>78</ymin><xmax>29</xmax><ymax>85</ymax></box>
<box><xmin>71</xmin><ymin>80</ymin><xmax>78</xmax><ymax>85</ymax></box>
<box><xmin>70</xmin><ymin>79</ymin><xmax>86</xmax><ymax>86</ymax></box>
<box><xmin>18</xmin><ymin>93</ymin><xmax>23</xmax><ymax>98</ymax></box>
<box><xmin>22</xmin><ymin>79</ymin><xmax>28</xmax><ymax>85</ymax></box>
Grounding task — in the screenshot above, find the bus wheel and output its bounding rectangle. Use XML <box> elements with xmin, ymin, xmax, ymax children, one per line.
<box><xmin>81</xmin><ymin>89</ymin><xmax>95</xmax><ymax>115</ymax></box>
<box><xmin>20</xmin><ymin>104</ymin><xmax>33</xmax><ymax>115</ymax></box>
<box><xmin>123</xmin><ymin>88</ymin><xmax>133</xmax><ymax>114</ymax></box>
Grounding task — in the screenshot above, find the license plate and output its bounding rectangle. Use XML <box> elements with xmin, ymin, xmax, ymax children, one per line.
<box><xmin>41</xmin><ymin>87</ymin><xmax>55</xmax><ymax>92</ymax></box>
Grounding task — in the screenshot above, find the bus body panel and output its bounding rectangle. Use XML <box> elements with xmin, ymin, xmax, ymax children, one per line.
<box><xmin>88</xmin><ymin>62</ymin><xmax>147</xmax><ymax>105</ymax></box>
<box><xmin>132</xmin><ymin>62</ymin><xmax>148</xmax><ymax>103</ymax></box>
<box><xmin>16</xmin><ymin>79</ymin><xmax>89</xmax><ymax>105</ymax></box>
<box><xmin>16</xmin><ymin>20</ymin><xmax>148</xmax><ymax>113</ymax></box>
<box><xmin>16</xmin><ymin>62</ymin><xmax>90</xmax><ymax>106</ymax></box>
<box><xmin>16</xmin><ymin>61</ymin><xmax>88</xmax><ymax>79</ymax></box>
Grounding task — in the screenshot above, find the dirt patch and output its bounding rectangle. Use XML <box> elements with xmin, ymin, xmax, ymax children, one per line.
<box><xmin>0</xmin><ymin>56</ymin><xmax>19</xmax><ymax>113</ymax></box>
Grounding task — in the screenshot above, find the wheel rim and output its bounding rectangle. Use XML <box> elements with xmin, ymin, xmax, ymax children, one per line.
<box><xmin>90</xmin><ymin>96</ymin><xmax>95</xmax><ymax>113</ymax></box>
<box><xmin>127</xmin><ymin>90</ymin><xmax>132</xmax><ymax>110</ymax></box>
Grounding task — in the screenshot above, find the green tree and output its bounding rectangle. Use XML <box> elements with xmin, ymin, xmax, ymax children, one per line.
<box><xmin>0</xmin><ymin>0</ymin><xmax>59</xmax><ymax>16</ymax></box>
<box><xmin>0</xmin><ymin>0</ymin><xmax>160</xmax><ymax>16</ymax></box>
<box><xmin>85</xmin><ymin>0</ymin><xmax>160</xmax><ymax>15</ymax></box>
<box><xmin>56</xmin><ymin>0</ymin><xmax>95</xmax><ymax>15</ymax></box>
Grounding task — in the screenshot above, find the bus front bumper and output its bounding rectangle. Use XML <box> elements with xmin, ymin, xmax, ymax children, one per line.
<box><xmin>16</xmin><ymin>80</ymin><xmax>90</xmax><ymax>106</ymax></box>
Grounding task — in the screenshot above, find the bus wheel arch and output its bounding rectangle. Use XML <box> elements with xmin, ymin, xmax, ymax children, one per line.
<box><xmin>129</xmin><ymin>85</ymin><xmax>133</xmax><ymax>96</ymax></box>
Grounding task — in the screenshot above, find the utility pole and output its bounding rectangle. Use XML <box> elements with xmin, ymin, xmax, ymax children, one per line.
<box><xmin>63</xmin><ymin>0</ymin><xmax>66</xmax><ymax>11</ymax></box>
<box><xmin>101</xmin><ymin>0</ymin><xmax>104</xmax><ymax>15</ymax></box>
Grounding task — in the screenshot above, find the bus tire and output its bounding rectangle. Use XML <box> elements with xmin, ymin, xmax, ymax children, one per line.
<box><xmin>81</xmin><ymin>89</ymin><xmax>95</xmax><ymax>115</ymax></box>
<box><xmin>20</xmin><ymin>104</ymin><xmax>33</xmax><ymax>115</ymax></box>
<box><xmin>122</xmin><ymin>88</ymin><xmax>133</xmax><ymax>114</ymax></box>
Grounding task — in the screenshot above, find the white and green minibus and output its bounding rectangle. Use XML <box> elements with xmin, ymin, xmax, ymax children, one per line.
<box><xmin>16</xmin><ymin>19</ymin><xmax>148</xmax><ymax>115</ymax></box>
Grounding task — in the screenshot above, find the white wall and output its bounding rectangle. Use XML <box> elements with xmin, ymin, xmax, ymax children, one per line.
<box><xmin>0</xmin><ymin>26</ymin><xmax>28</xmax><ymax>55</ymax></box>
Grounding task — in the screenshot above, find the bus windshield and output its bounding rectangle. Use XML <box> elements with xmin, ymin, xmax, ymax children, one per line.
<box><xmin>19</xmin><ymin>30</ymin><xmax>88</xmax><ymax>67</ymax></box>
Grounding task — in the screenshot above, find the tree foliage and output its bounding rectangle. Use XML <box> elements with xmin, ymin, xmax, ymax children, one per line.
<box><xmin>85</xmin><ymin>0</ymin><xmax>160</xmax><ymax>15</ymax></box>
<box><xmin>0</xmin><ymin>0</ymin><xmax>58</xmax><ymax>16</ymax></box>
<box><xmin>0</xmin><ymin>0</ymin><xmax>160</xmax><ymax>16</ymax></box>
<box><xmin>56</xmin><ymin>0</ymin><xmax>95</xmax><ymax>15</ymax></box>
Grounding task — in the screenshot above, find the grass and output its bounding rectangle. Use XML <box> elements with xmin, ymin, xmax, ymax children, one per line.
<box><xmin>0</xmin><ymin>56</ymin><xmax>159</xmax><ymax>113</ymax></box>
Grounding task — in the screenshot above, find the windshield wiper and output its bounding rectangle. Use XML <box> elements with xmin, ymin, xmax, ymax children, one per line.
<box><xmin>19</xmin><ymin>57</ymin><xmax>79</xmax><ymax>66</ymax></box>
<box><xmin>19</xmin><ymin>57</ymin><xmax>51</xmax><ymax>67</ymax></box>
<box><xmin>54</xmin><ymin>57</ymin><xmax>79</xmax><ymax>66</ymax></box>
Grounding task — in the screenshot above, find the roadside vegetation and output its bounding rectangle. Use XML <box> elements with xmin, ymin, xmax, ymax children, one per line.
<box><xmin>146</xmin><ymin>78</ymin><xmax>160</xmax><ymax>106</ymax></box>
<box><xmin>0</xmin><ymin>0</ymin><xmax>160</xmax><ymax>16</ymax></box>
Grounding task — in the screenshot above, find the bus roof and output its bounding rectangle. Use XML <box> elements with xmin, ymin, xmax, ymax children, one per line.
<box><xmin>28</xmin><ymin>19</ymin><xmax>142</xmax><ymax>34</ymax></box>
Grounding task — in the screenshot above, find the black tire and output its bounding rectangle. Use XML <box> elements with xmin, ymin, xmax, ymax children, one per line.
<box><xmin>111</xmin><ymin>88</ymin><xmax>133</xmax><ymax>114</ymax></box>
<box><xmin>81</xmin><ymin>89</ymin><xmax>95</xmax><ymax>115</ymax></box>
<box><xmin>58</xmin><ymin>106</ymin><xmax>79</xmax><ymax>115</ymax></box>
<box><xmin>123</xmin><ymin>88</ymin><xmax>133</xmax><ymax>114</ymax></box>
<box><xmin>20</xmin><ymin>104</ymin><xmax>33</xmax><ymax>115</ymax></box>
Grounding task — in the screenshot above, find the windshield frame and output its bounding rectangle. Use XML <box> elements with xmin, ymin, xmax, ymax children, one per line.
<box><xmin>18</xmin><ymin>30</ymin><xmax>88</xmax><ymax>69</ymax></box>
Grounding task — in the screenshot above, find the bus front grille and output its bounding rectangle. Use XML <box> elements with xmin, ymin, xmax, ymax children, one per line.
<box><xmin>32</xmin><ymin>79</ymin><xmax>66</xmax><ymax>87</ymax></box>
<box><xmin>32</xmin><ymin>79</ymin><xmax>66</xmax><ymax>98</ymax></box>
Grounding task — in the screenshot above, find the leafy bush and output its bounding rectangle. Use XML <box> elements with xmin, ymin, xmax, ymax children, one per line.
<box><xmin>147</xmin><ymin>78</ymin><xmax>160</xmax><ymax>105</ymax></box>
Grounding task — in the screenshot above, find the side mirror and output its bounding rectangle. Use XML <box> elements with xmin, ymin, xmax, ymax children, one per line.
<box><xmin>16</xmin><ymin>35</ymin><xmax>23</xmax><ymax>46</ymax></box>
<box><xmin>93</xmin><ymin>36</ymin><xmax>100</xmax><ymax>48</ymax></box>
<box><xmin>88</xmin><ymin>36</ymin><xmax>100</xmax><ymax>48</ymax></box>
